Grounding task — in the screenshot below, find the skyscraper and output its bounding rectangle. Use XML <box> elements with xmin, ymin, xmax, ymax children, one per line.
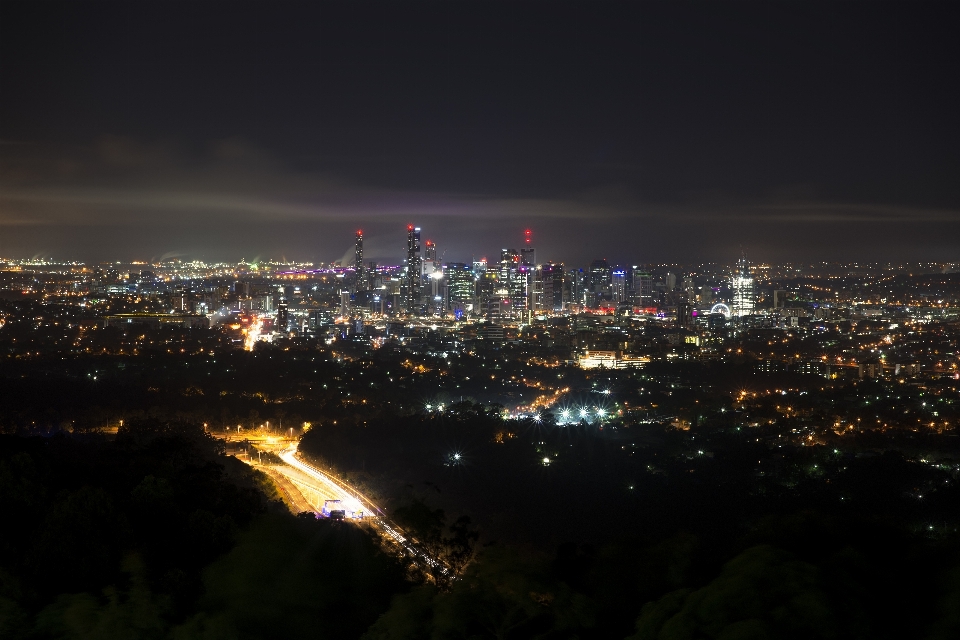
<box><xmin>588</xmin><ymin>259</ymin><xmax>610</xmax><ymax>307</ymax></box>
<box><xmin>632</xmin><ymin>270</ymin><xmax>653</xmax><ymax>308</ymax></box>
<box><xmin>476</xmin><ymin>270</ymin><xmax>499</xmax><ymax>319</ymax></box>
<box><xmin>404</xmin><ymin>225</ymin><xmax>422</xmax><ymax>314</ymax></box>
<box><xmin>498</xmin><ymin>248</ymin><xmax>526</xmax><ymax>316</ymax></box>
<box><xmin>730</xmin><ymin>252</ymin><xmax>755</xmax><ymax>318</ymax></box>
<box><xmin>423</xmin><ymin>239</ymin><xmax>440</xmax><ymax>312</ymax></box>
<box><xmin>520</xmin><ymin>229</ymin><xmax>536</xmax><ymax>268</ymax></box>
<box><xmin>354</xmin><ymin>230</ymin><xmax>365</xmax><ymax>293</ymax></box>
<box><xmin>611</xmin><ymin>269</ymin><xmax>627</xmax><ymax>303</ymax></box>
<box><xmin>445</xmin><ymin>262</ymin><xmax>475</xmax><ymax>313</ymax></box>
<box><xmin>276</xmin><ymin>297</ymin><xmax>289</xmax><ymax>332</ymax></box>
<box><xmin>424</xmin><ymin>240</ymin><xmax>438</xmax><ymax>270</ymax></box>
<box><xmin>541</xmin><ymin>263</ymin><xmax>565</xmax><ymax>312</ymax></box>
<box><xmin>520</xmin><ymin>229</ymin><xmax>538</xmax><ymax>317</ymax></box>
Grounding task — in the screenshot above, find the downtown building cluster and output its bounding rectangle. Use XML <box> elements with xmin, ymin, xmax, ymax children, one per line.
<box><xmin>3</xmin><ymin>245</ymin><xmax>959</xmax><ymax>380</ymax></box>
<box><xmin>346</xmin><ymin>225</ymin><xmax>758</xmax><ymax>325</ymax></box>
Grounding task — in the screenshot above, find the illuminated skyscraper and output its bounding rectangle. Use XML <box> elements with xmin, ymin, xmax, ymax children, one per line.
<box><xmin>611</xmin><ymin>269</ymin><xmax>627</xmax><ymax>303</ymax></box>
<box><xmin>520</xmin><ymin>229</ymin><xmax>535</xmax><ymax>268</ymax></box>
<box><xmin>476</xmin><ymin>270</ymin><xmax>499</xmax><ymax>319</ymax></box>
<box><xmin>632</xmin><ymin>270</ymin><xmax>653</xmax><ymax>307</ymax></box>
<box><xmin>354</xmin><ymin>230</ymin><xmax>365</xmax><ymax>293</ymax></box>
<box><xmin>730</xmin><ymin>252</ymin><xmax>755</xmax><ymax>318</ymax></box>
<box><xmin>423</xmin><ymin>239</ymin><xmax>440</xmax><ymax>312</ymax></box>
<box><xmin>444</xmin><ymin>262</ymin><xmax>475</xmax><ymax>313</ymax></box>
<box><xmin>404</xmin><ymin>225</ymin><xmax>422</xmax><ymax>314</ymax></box>
<box><xmin>541</xmin><ymin>262</ymin><xmax>565</xmax><ymax>312</ymax></box>
<box><xmin>276</xmin><ymin>297</ymin><xmax>289</xmax><ymax>332</ymax></box>
<box><xmin>498</xmin><ymin>248</ymin><xmax>525</xmax><ymax>316</ymax></box>
<box><xmin>520</xmin><ymin>230</ymin><xmax>537</xmax><ymax>316</ymax></box>
<box><xmin>424</xmin><ymin>240</ymin><xmax>438</xmax><ymax>270</ymax></box>
<box><xmin>588</xmin><ymin>259</ymin><xmax>610</xmax><ymax>307</ymax></box>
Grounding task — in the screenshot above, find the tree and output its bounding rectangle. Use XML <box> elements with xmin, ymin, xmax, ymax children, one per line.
<box><xmin>392</xmin><ymin>499</ymin><xmax>479</xmax><ymax>590</ymax></box>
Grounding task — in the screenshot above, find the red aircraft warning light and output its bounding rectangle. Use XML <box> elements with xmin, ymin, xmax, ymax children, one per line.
<box><xmin>525</xmin><ymin>229</ymin><xmax>532</xmax><ymax>243</ymax></box>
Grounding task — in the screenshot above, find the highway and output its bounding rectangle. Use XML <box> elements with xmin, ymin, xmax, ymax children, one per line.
<box><xmin>277</xmin><ymin>445</ymin><xmax>440</xmax><ymax>569</ymax></box>
<box><xmin>276</xmin><ymin>445</ymin><xmax>371</xmax><ymax>518</ymax></box>
<box><xmin>230</xmin><ymin>437</ymin><xmax>446</xmax><ymax>574</ymax></box>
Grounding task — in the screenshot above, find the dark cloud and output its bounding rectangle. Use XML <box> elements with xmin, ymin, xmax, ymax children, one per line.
<box><xmin>3</xmin><ymin>137</ymin><xmax>958</xmax><ymax>265</ymax></box>
<box><xmin>1</xmin><ymin>2</ymin><xmax>959</xmax><ymax>264</ymax></box>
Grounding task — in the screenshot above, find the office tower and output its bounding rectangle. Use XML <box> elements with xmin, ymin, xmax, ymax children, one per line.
<box><xmin>682</xmin><ymin>276</ymin><xmax>696</xmax><ymax>301</ymax></box>
<box><xmin>445</xmin><ymin>262</ymin><xmax>475</xmax><ymax>313</ymax></box>
<box><xmin>520</xmin><ymin>229</ymin><xmax>536</xmax><ymax>267</ymax></box>
<box><xmin>773</xmin><ymin>289</ymin><xmax>788</xmax><ymax>309</ymax></box>
<box><xmin>632</xmin><ymin>270</ymin><xmax>653</xmax><ymax>307</ymax></box>
<box><xmin>666</xmin><ymin>272</ymin><xmax>677</xmax><ymax>291</ymax></box>
<box><xmin>611</xmin><ymin>269</ymin><xmax>627</xmax><ymax>303</ymax></box>
<box><xmin>497</xmin><ymin>248</ymin><xmax>526</xmax><ymax>316</ymax></box>
<box><xmin>499</xmin><ymin>248</ymin><xmax>518</xmax><ymax>281</ymax></box>
<box><xmin>404</xmin><ymin>225</ymin><xmax>422</xmax><ymax>314</ymax></box>
<box><xmin>588</xmin><ymin>259</ymin><xmax>610</xmax><ymax>307</ymax></box>
<box><xmin>730</xmin><ymin>252</ymin><xmax>755</xmax><ymax>317</ymax></box>
<box><xmin>472</xmin><ymin>257</ymin><xmax>487</xmax><ymax>274</ymax></box>
<box><xmin>568</xmin><ymin>267</ymin><xmax>587</xmax><ymax>307</ymax></box>
<box><xmin>677</xmin><ymin>300</ymin><xmax>692</xmax><ymax>329</ymax></box>
<box><xmin>476</xmin><ymin>270</ymin><xmax>499</xmax><ymax>319</ymax></box>
<box><xmin>423</xmin><ymin>240</ymin><xmax>441</xmax><ymax>312</ymax></box>
<box><xmin>425</xmin><ymin>240</ymin><xmax>440</xmax><ymax>269</ymax></box>
<box><xmin>541</xmin><ymin>262</ymin><xmax>565</xmax><ymax>312</ymax></box>
<box><xmin>354</xmin><ymin>230</ymin><xmax>365</xmax><ymax>293</ymax></box>
<box><xmin>519</xmin><ymin>230</ymin><xmax>538</xmax><ymax>316</ymax></box>
<box><xmin>276</xmin><ymin>297</ymin><xmax>289</xmax><ymax>332</ymax></box>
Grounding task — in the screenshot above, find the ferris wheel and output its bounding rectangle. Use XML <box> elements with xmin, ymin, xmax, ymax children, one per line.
<box><xmin>710</xmin><ymin>303</ymin><xmax>731</xmax><ymax>318</ymax></box>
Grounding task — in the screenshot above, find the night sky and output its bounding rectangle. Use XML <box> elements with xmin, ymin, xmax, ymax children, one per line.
<box><xmin>2</xmin><ymin>1</ymin><xmax>959</xmax><ymax>265</ymax></box>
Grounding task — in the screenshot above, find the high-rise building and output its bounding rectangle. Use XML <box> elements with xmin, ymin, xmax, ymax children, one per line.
<box><xmin>632</xmin><ymin>270</ymin><xmax>654</xmax><ymax>307</ymax></box>
<box><xmin>276</xmin><ymin>297</ymin><xmax>289</xmax><ymax>332</ymax></box>
<box><xmin>682</xmin><ymin>276</ymin><xmax>696</xmax><ymax>302</ymax></box>
<box><xmin>730</xmin><ymin>252</ymin><xmax>755</xmax><ymax>318</ymax></box>
<box><xmin>520</xmin><ymin>230</ymin><xmax>538</xmax><ymax>317</ymax></box>
<box><xmin>611</xmin><ymin>269</ymin><xmax>627</xmax><ymax>303</ymax></box>
<box><xmin>773</xmin><ymin>289</ymin><xmax>788</xmax><ymax>309</ymax></box>
<box><xmin>424</xmin><ymin>240</ymin><xmax>438</xmax><ymax>269</ymax></box>
<box><xmin>676</xmin><ymin>300</ymin><xmax>692</xmax><ymax>329</ymax></box>
<box><xmin>404</xmin><ymin>225</ymin><xmax>422</xmax><ymax>314</ymax></box>
<box><xmin>569</xmin><ymin>268</ymin><xmax>587</xmax><ymax>307</ymax></box>
<box><xmin>498</xmin><ymin>248</ymin><xmax>527</xmax><ymax>316</ymax></box>
<box><xmin>423</xmin><ymin>240</ymin><xmax>441</xmax><ymax>312</ymax></box>
<box><xmin>541</xmin><ymin>263</ymin><xmax>565</xmax><ymax>312</ymax></box>
<box><xmin>354</xmin><ymin>230</ymin><xmax>365</xmax><ymax>293</ymax></box>
<box><xmin>367</xmin><ymin>261</ymin><xmax>379</xmax><ymax>290</ymax></box>
<box><xmin>520</xmin><ymin>229</ymin><xmax>536</xmax><ymax>268</ymax></box>
<box><xmin>444</xmin><ymin>263</ymin><xmax>475</xmax><ymax>313</ymax></box>
<box><xmin>588</xmin><ymin>259</ymin><xmax>610</xmax><ymax>307</ymax></box>
<box><xmin>476</xmin><ymin>271</ymin><xmax>499</xmax><ymax>320</ymax></box>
